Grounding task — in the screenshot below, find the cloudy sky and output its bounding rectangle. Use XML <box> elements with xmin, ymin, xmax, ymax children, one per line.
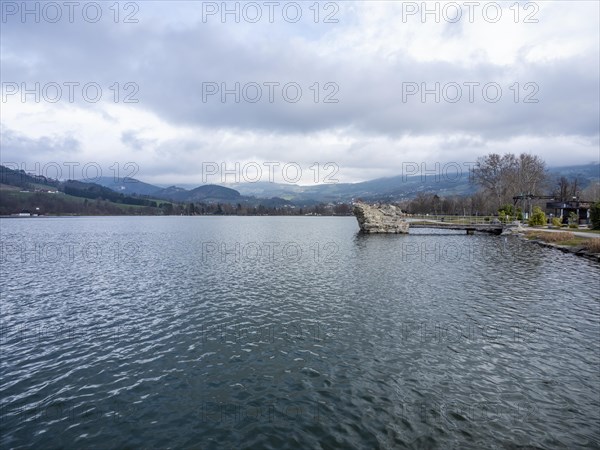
<box><xmin>1</xmin><ymin>1</ymin><xmax>599</xmax><ymax>185</ymax></box>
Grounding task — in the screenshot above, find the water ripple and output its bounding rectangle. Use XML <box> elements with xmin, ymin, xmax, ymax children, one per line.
<box><xmin>1</xmin><ymin>217</ymin><xmax>598</xmax><ymax>449</ymax></box>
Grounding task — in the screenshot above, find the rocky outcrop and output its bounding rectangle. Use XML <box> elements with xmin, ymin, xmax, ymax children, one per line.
<box><xmin>353</xmin><ymin>202</ymin><xmax>409</xmax><ymax>234</ymax></box>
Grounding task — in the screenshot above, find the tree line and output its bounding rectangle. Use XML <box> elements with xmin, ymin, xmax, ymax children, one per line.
<box><xmin>398</xmin><ymin>152</ymin><xmax>599</xmax><ymax>217</ymax></box>
<box><xmin>0</xmin><ymin>191</ymin><xmax>354</xmax><ymax>217</ymax></box>
<box><xmin>2</xmin><ymin>157</ymin><xmax>598</xmax><ymax>223</ymax></box>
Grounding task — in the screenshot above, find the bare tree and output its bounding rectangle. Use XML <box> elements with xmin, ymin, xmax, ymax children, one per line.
<box><xmin>581</xmin><ymin>182</ymin><xmax>600</xmax><ymax>201</ymax></box>
<box><xmin>571</xmin><ymin>177</ymin><xmax>581</xmax><ymax>199</ymax></box>
<box><xmin>555</xmin><ymin>176</ymin><xmax>583</xmax><ymax>201</ymax></box>
<box><xmin>472</xmin><ymin>153</ymin><xmax>517</xmax><ymax>206</ymax></box>
<box><xmin>472</xmin><ymin>152</ymin><xmax>548</xmax><ymax>209</ymax></box>
<box><xmin>514</xmin><ymin>153</ymin><xmax>548</xmax><ymax>197</ymax></box>
<box><xmin>556</xmin><ymin>176</ymin><xmax>570</xmax><ymax>201</ymax></box>
<box><xmin>470</xmin><ymin>191</ymin><xmax>493</xmax><ymax>215</ymax></box>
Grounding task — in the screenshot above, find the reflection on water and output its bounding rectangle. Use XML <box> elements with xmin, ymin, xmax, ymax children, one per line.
<box><xmin>1</xmin><ymin>216</ymin><xmax>598</xmax><ymax>448</ymax></box>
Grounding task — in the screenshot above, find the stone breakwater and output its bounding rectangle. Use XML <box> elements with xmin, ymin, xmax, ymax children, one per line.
<box><xmin>352</xmin><ymin>202</ymin><xmax>409</xmax><ymax>234</ymax></box>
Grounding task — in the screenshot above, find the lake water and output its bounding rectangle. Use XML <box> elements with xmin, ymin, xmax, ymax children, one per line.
<box><xmin>1</xmin><ymin>216</ymin><xmax>599</xmax><ymax>449</ymax></box>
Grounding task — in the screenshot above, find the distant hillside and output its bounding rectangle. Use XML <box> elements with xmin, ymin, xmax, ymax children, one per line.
<box><xmin>90</xmin><ymin>176</ymin><xmax>162</xmax><ymax>196</ymax></box>
<box><xmin>186</xmin><ymin>184</ymin><xmax>241</xmax><ymax>202</ymax></box>
<box><xmin>0</xmin><ymin>166</ymin><xmax>60</xmax><ymax>190</ymax></box>
<box><xmin>0</xmin><ymin>165</ymin><xmax>163</xmax><ymax>215</ymax></box>
<box><xmin>229</xmin><ymin>163</ymin><xmax>599</xmax><ymax>203</ymax></box>
<box><xmin>225</xmin><ymin>173</ymin><xmax>476</xmax><ymax>203</ymax></box>
<box><xmin>62</xmin><ymin>180</ymin><xmax>156</xmax><ymax>206</ymax></box>
<box><xmin>153</xmin><ymin>184</ymin><xmax>241</xmax><ymax>203</ymax></box>
<box><xmin>89</xmin><ymin>176</ymin><xmax>243</xmax><ymax>203</ymax></box>
<box><xmin>151</xmin><ymin>185</ymin><xmax>188</xmax><ymax>200</ymax></box>
<box><xmin>84</xmin><ymin>162</ymin><xmax>600</xmax><ymax>204</ymax></box>
<box><xmin>547</xmin><ymin>163</ymin><xmax>600</xmax><ymax>184</ymax></box>
<box><xmin>0</xmin><ymin>165</ymin><xmax>305</xmax><ymax>215</ymax></box>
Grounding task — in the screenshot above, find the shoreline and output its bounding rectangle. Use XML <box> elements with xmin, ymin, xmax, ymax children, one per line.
<box><xmin>514</xmin><ymin>229</ymin><xmax>600</xmax><ymax>263</ymax></box>
<box><xmin>0</xmin><ymin>214</ymin><xmax>354</xmax><ymax>219</ymax></box>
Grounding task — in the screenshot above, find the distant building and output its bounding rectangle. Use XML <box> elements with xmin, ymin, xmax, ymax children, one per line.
<box><xmin>546</xmin><ymin>200</ymin><xmax>591</xmax><ymax>224</ymax></box>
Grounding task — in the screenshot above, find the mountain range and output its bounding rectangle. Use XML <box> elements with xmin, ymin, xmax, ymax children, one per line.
<box><xmin>91</xmin><ymin>163</ymin><xmax>600</xmax><ymax>204</ymax></box>
<box><xmin>1</xmin><ymin>163</ymin><xmax>598</xmax><ymax>212</ymax></box>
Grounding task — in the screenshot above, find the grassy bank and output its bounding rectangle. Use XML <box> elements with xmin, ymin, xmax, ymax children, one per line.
<box><xmin>524</xmin><ymin>230</ymin><xmax>600</xmax><ymax>253</ymax></box>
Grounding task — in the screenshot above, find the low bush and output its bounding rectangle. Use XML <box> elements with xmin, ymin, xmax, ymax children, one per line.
<box><xmin>528</xmin><ymin>206</ymin><xmax>546</xmax><ymax>227</ymax></box>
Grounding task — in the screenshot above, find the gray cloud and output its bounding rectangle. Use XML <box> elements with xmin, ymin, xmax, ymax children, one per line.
<box><xmin>0</xmin><ymin>126</ymin><xmax>81</xmax><ymax>161</ymax></box>
<box><xmin>1</xmin><ymin>1</ymin><xmax>598</xmax><ymax>183</ymax></box>
<box><xmin>121</xmin><ymin>130</ymin><xmax>156</xmax><ymax>151</ymax></box>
